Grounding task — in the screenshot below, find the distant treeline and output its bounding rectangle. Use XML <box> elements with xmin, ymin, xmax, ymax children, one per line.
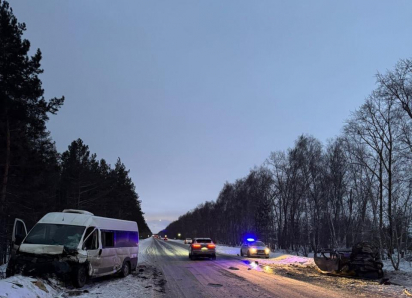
<box><xmin>0</xmin><ymin>0</ymin><xmax>150</xmax><ymax>265</ymax></box>
<box><xmin>163</xmin><ymin>58</ymin><xmax>412</xmax><ymax>270</ymax></box>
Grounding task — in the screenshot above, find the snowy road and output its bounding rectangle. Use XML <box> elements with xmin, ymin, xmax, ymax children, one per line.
<box><xmin>0</xmin><ymin>238</ymin><xmax>408</xmax><ymax>297</ymax></box>
<box><xmin>143</xmin><ymin>238</ymin><xmax>403</xmax><ymax>298</ymax></box>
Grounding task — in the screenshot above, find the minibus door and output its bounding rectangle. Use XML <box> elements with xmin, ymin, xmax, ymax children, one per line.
<box><xmin>83</xmin><ymin>227</ymin><xmax>102</xmax><ymax>276</ymax></box>
<box><xmin>11</xmin><ymin>218</ymin><xmax>27</xmax><ymax>256</ymax></box>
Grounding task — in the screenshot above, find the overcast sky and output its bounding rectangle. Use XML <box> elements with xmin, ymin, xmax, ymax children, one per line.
<box><xmin>10</xmin><ymin>0</ymin><xmax>412</xmax><ymax>233</ymax></box>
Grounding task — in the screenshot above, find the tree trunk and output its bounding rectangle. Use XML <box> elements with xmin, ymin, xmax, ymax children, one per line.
<box><xmin>1</xmin><ymin>117</ymin><xmax>10</xmax><ymax>214</ymax></box>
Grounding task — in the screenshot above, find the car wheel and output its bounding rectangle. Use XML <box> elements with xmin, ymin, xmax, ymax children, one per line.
<box><xmin>240</xmin><ymin>249</ymin><xmax>244</xmax><ymax>257</ymax></box>
<box><xmin>120</xmin><ymin>261</ymin><xmax>130</xmax><ymax>277</ymax></box>
<box><xmin>212</xmin><ymin>254</ymin><xmax>216</xmax><ymax>260</ymax></box>
<box><xmin>189</xmin><ymin>253</ymin><xmax>192</xmax><ymax>260</ymax></box>
<box><xmin>72</xmin><ymin>265</ymin><xmax>87</xmax><ymax>288</ymax></box>
<box><xmin>265</xmin><ymin>255</ymin><xmax>269</xmax><ymax>259</ymax></box>
<box><xmin>247</xmin><ymin>250</ymin><xmax>251</xmax><ymax>257</ymax></box>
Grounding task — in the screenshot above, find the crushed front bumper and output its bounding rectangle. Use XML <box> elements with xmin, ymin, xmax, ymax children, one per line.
<box><xmin>6</xmin><ymin>252</ymin><xmax>80</xmax><ymax>278</ymax></box>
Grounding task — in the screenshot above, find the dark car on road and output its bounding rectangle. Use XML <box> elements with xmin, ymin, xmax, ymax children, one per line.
<box><xmin>189</xmin><ymin>238</ymin><xmax>216</xmax><ymax>260</ymax></box>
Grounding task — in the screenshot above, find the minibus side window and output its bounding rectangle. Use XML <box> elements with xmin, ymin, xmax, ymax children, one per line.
<box><xmin>84</xmin><ymin>227</ymin><xmax>99</xmax><ymax>250</ymax></box>
<box><xmin>130</xmin><ymin>232</ymin><xmax>138</xmax><ymax>246</ymax></box>
<box><xmin>102</xmin><ymin>231</ymin><xmax>114</xmax><ymax>248</ymax></box>
<box><xmin>115</xmin><ymin>231</ymin><xmax>128</xmax><ymax>248</ymax></box>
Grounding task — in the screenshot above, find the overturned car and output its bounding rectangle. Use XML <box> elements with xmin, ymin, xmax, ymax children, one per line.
<box><xmin>7</xmin><ymin>210</ymin><xmax>139</xmax><ymax>287</ymax></box>
<box><xmin>314</xmin><ymin>242</ymin><xmax>384</xmax><ymax>279</ymax></box>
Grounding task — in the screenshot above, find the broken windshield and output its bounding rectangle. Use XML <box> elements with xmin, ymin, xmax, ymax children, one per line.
<box><xmin>23</xmin><ymin>224</ymin><xmax>86</xmax><ymax>249</ymax></box>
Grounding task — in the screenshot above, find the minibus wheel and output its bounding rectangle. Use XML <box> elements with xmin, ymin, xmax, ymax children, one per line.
<box><xmin>72</xmin><ymin>265</ymin><xmax>87</xmax><ymax>288</ymax></box>
<box><xmin>120</xmin><ymin>261</ymin><xmax>130</xmax><ymax>277</ymax></box>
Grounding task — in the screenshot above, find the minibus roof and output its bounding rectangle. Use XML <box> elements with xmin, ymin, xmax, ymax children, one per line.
<box><xmin>38</xmin><ymin>212</ymin><xmax>138</xmax><ymax>232</ymax></box>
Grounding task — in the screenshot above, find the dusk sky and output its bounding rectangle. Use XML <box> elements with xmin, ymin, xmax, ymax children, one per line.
<box><xmin>10</xmin><ymin>0</ymin><xmax>412</xmax><ymax>233</ymax></box>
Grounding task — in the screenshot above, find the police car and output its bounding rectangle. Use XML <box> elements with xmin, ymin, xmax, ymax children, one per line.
<box><xmin>240</xmin><ymin>238</ymin><xmax>270</xmax><ymax>258</ymax></box>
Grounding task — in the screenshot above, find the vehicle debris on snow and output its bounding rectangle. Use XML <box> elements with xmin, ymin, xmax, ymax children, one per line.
<box><xmin>314</xmin><ymin>242</ymin><xmax>383</xmax><ymax>279</ymax></box>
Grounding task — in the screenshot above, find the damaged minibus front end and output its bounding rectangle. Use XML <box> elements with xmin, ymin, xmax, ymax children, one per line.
<box><xmin>6</xmin><ymin>210</ymin><xmax>140</xmax><ymax>288</ymax></box>
<box><xmin>7</xmin><ymin>244</ymin><xmax>88</xmax><ymax>279</ymax></box>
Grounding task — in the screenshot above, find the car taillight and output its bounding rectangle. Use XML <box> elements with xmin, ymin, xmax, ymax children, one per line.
<box><xmin>192</xmin><ymin>244</ymin><xmax>201</xmax><ymax>249</ymax></box>
<box><xmin>207</xmin><ymin>244</ymin><xmax>216</xmax><ymax>249</ymax></box>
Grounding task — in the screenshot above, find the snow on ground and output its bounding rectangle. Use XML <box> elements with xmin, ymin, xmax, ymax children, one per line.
<box><xmin>381</xmin><ymin>258</ymin><xmax>412</xmax><ymax>293</ymax></box>
<box><xmin>0</xmin><ymin>264</ymin><xmax>6</xmax><ymax>274</ymax></box>
<box><xmin>138</xmin><ymin>238</ymin><xmax>153</xmax><ymax>263</ymax></box>
<box><xmin>0</xmin><ymin>272</ymin><xmax>155</xmax><ymax>298</ymax></box>
<box><xmin>0</xmin><ymin>275</ymin><xmax>58</xmax><ymax>298</ymax></box>
<box><xmin>213</xmin><ymin>242</ymin><xmax>315</xmax><ymax>267</ymax></box>
<box><xmin>169</xmin><ymin>239</ymin><xmax>315</xmax><ymax>266</ymax></box>
<box><xmin>66</xmin><ymin>269</ymin><xmax>155</xmax><ymax>298</ymax></box>
<box><xmin>177</xmin><ymin>239</ymin><xmax>412</xmax><ymax>294</ymax></box>
<box><xmin>0</xmin><ymin>238</ymin><xmax>159</xmax><ymax>298</ymax></box>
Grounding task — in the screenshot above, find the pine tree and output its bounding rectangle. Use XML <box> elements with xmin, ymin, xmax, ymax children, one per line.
<box><xmin>0</xmin><ymin>0</ymin><xmax>64</xmax><ymax>263</ymax></box>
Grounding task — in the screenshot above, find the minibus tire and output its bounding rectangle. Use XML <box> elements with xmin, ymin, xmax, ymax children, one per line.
<box><xmin>120</xmin><ymin>261</ymin><xmax>130</xmax><ymax>277</ymax></box>
<box><xmin>72</xmin><ymin>265</ymin><xmax>87</xmax><ymax>288</ymax></box>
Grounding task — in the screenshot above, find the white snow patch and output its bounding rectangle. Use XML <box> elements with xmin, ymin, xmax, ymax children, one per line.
<box><xmin>214</xmin><ymin>243</ymin><xmax>315</xmax><ymax>266</ymax></box>
<box><xmin>0</xmin><ymin>275</ymin><xmax>58</xmax><ymax>298</ymax></box>
<box><xmin>0</xmin><ymin>263</ymin><xmax>6</xmax><ymax>275</ymax></box>
<box><xmin>68</xmin><ymin>274</ymin><xmax>152</xmax><ymax>298</ymax></box>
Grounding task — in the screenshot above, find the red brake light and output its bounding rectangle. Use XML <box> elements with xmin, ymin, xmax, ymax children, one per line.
<box><xmin>207</xmin><ymin>244</ymin><xmax>216</xmax><ymax>249</ymax></box>
<box><xmin>192</xmin><ymin>244</ymin><xmax>201</xmax><ymax>249</ymax></box>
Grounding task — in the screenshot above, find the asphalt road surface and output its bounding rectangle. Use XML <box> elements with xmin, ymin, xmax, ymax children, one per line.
<box><xmin>140</xmin><ymin>238</ymin><xmax>399</xmax><ymax>298</ymax></box>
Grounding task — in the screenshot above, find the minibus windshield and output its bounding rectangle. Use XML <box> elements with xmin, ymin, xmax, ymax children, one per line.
<box><xmin>24</xmin><ymin>224</ymin><xmax>86</xmax><ymax>249</ymax></box>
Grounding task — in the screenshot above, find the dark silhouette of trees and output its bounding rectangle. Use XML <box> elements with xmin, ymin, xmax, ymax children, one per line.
<box><xmin>0</xmin><ymin>1</ymin><xmax>150</xmax><ymax>265</ymax></box>
<box><xmin>164</xmin><ymin>59</ymin><xmax>412</xmax><ymax>270</ymax></box>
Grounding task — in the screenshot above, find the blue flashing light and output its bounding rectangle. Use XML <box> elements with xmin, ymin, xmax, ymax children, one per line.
<box><xmin>247</xmin><ymin>238</ymin><xmax>255</xmax><ymax>242</ymax></box>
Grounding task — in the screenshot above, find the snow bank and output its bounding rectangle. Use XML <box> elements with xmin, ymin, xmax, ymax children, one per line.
<box><xmin>215</xmin><ymin>243</ymin><xmax>315</xmax><ymax>266</ymax></box>
<box><xmin>381</xmin><ymin>258</ymin><xmax>412</xmax><ymax>290</ymax></box>
<box><xmin>0</xmin><ymin>275</ymin><xmax>58</xmax><ymax>298</ymax></box>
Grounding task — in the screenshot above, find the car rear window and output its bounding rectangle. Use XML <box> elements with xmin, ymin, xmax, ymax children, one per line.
<box><xmin>196</xmin><ymin>239</ymin><xmax>212</xmax><ymax>243</ymax></box>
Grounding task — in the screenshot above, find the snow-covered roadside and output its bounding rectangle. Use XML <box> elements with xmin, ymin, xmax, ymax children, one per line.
<box><xmin>215</xmin><ymin>242</ymin><xmax>412</xmax><ymax>295</ymax></box>
<box><xmin>138</xmin><ymin>238</ymin><xmax>153</xmax><ymax>263</ymax></box>
<box><xmin>0</xmin><ymin>238</ymin><xmax>160</xmax><ymax>298</ymax></box>
<box><xmin>168</xmin><ymin>239</ymin><xmax>315</xmax><ymax>267</ymax></box>
<box><xmin>215</xmin><ymin>243</ymin><xmax>315</xmax><ymax>267</ymax></box>
<box><xmin>0</xmin><ymin>275</ymin><xmax>58</xmax><ymax>298</ymax></box>
<box><xmin>381</xmin><ymin>259</ymin><xmax>412</xmax><ymax>292</ymax></box>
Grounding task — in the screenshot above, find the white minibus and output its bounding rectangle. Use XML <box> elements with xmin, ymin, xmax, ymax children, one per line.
<box><xmin>7</xmin><ymin>209</ymin><xmax>139</xmax><ymax>287</ymax></box>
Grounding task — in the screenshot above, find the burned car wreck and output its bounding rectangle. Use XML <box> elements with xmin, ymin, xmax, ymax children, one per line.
<box><xmin>314</xmin><ymin>242</ymin><xmax>384</xmax><ymax>279</ymax></box>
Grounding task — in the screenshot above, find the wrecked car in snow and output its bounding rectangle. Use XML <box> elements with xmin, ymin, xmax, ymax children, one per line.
<box><xmin>6</xmin><ymin>209</ymin><xmax>139</xmax><ymax>288</ymax></box>
<box><xmin>314</xmin><ymin>242</ymin><xmax>384</xmax><ymax>279</ymax></box>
